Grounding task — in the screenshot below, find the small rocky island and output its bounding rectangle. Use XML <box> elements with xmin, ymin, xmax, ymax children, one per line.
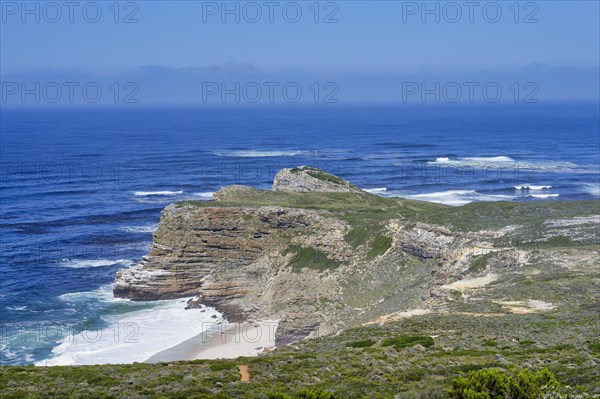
<box><xmin>113</xmin><ymin>166</ymin><xmax>600</xmax><ymax>345</ymax></box>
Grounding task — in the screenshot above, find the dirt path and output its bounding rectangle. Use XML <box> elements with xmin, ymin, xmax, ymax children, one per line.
<box><xmin>239</xmin><ymin>364</ymin><xmax>250</xmax><ymax>382</ymax></box>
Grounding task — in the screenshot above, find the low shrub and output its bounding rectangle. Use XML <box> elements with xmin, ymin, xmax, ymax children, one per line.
<box><xmin>447</xmin><ymin>368</ymin><xmax>561</xmax><ymax>399</ymax></box>
<box><xmin>381</xmin><ymin>335</ymin><xmax>434</xmax><ymax>349</ymax></box>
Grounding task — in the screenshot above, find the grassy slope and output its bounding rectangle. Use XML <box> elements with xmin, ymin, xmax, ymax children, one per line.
<box><xmin>179</xmin><ymin>189</ymin><xmax>599</xmax><ymax>231</ymax></box>
<box><xmin>2</xmin><ymin>194</ymin><xmax>599</xmax><ymax>399</ymax></box>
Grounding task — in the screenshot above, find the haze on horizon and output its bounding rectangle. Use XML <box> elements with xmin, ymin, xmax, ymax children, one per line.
<box><xmin>1</xmin><ymin>1</ymin><xmax>599</xmax><ymax>105</ymax></box>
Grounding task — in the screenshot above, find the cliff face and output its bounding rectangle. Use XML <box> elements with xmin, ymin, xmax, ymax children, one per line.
<box><xmin>114</xmin><ymin>167</ymin><xmax>600</xmax><ymax>344</ymax></box>
<box><xmin>114</xmin><ymin>203</ymin><xmax>354</xmax><ymax>341</ymax></box>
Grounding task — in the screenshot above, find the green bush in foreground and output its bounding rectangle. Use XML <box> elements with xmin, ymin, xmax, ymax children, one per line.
<box><xmin>268</xmin><ymin>388</ymin><xmax>335</xmax><ymax>399</ymax></box>
<box><xmin>448</xmin><ymin>368</ymin><xmax>561</xmax><ymax>399</ymax></box>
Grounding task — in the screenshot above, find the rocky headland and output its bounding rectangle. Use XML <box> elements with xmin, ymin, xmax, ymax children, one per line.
<box><xmin>113</xmin><ymin>166</ymin><xmax>600</xmax><ymax>346</ymax></box>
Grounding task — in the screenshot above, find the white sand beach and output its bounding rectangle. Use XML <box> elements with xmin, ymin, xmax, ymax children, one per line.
<box><xmin>145</xmin><ymin>320</ymin><xmax>279</xmax><ymax>363</ymax></box>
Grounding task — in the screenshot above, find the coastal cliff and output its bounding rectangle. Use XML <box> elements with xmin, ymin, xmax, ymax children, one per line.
<box><xmin>114</xmin><ymin>166</ymin><xmax>600</xmax><ymax>344</ymax></box>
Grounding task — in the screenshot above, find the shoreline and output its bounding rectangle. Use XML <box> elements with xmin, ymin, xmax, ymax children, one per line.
<box><xmin>145</xmin><ymin>320</ymin><xmax>279</xmax><ymax>363</ymax></box>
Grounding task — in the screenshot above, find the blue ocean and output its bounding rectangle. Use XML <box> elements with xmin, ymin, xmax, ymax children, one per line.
<box><xmin>1</xmin><ymin>104</ymin><xmax>599</xmax><ymax>365</ymax></box>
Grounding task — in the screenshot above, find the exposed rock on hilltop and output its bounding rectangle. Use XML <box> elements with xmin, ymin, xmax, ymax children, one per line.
<box><xmin>114</xmin><ymin>167</ymin><xmax>600</xmax><ymax>345</ymax></box>
<box><xmin>272</xmin><ymin>166</ymin><xmax>362</xmax><ymax>193</ymax></box>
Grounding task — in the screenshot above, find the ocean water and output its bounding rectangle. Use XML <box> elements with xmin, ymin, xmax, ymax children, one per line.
<box><xmin>1</xmin><ymin>104</ymin><xmax>599</xmax><ymax>365</ymax></box>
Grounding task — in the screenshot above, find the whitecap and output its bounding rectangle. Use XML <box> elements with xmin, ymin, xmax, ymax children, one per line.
<box><xmin>391</xmin><ymin>190</ymin><xmax>514</xmax><ymax>206</ymax></box>
<box><xmin>134</xmin><ymin>191</ymin><xmax>183</xmax><ymax>196</ymax></box>
<box><xmin>58</xmin><ymin>284</ymin><xmax>128</xmax><ymax>303</ymax></box>
<box><xmin>430</xmin><ymin>156</ymin><xmax>516</xmax><ymax>166</ymax></box>
<box><xmin>189</xmin><ymin>192</ymin><xmax>215</xmax><ymax>200</ymax></box>
<box><xmin>427</xmin><ymin>157</ymin><xmax>585</xmax><ymax>173</ymax></box>
<box><xmin>461</xmin><ymin>156</ymin><xmax>516</xmax><ymax>163</ymax></box>
<box><xmin>364</xmin><ymin>188</ymin><xmax>387</xmax><ymax>194</ymax></box>
<box><xmin>529</xmin><ymin>194</ymin><xmax>560</xmax><ymax>199</ymax></box>
<box><xmin>581</xmin><ymin>183</ymin><xmax>600</xmax><ymax>196</ymax></box>
<box><xmin>213</xmin><ymin>150</ymin><xmax>312</xmax><ymax>158</ymax></box>
<box><xmin>514</xmin><ymin>185</ymin><xmax>552</xmax><ymax>190</ymax></box>
<box><xmin>5</xmin><ymin>305</ymin><xmax>28</xmax><ymax>311</ymax></box>
<box><xmin>58</xmin><ymin>259</ymin><xmax>135</xmax><ymax>269</ymax></box>
<box><xmin>0</xmin><ymin>343</ymin><xmax>18</xmax><ymax>360</ymax></box>
<box><xmin>120</xmin><ymin>224</ymin><xmax>158</xmax><ymax>233</ymax></box>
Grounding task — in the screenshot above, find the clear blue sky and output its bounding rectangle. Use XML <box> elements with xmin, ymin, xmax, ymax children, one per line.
<box><xmin>1</xmin><ymin>1</ymin><xmax>599</xmax><ymax>104</ymax></box>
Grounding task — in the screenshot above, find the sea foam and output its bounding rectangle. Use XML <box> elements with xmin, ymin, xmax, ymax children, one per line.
<box><xmin>393</xmin><ymin>190</ymin><xmax>515</xmax><ymax>206</ymax></box>
<box><xmin>120</xmin><ymin>224</ymin><xmax>158</xmax><ymax>233</ymax></box>
<box><xmin>364</xmin><ymin>188</ymin><xmax>387</xmax><ymax>194</ymax></box>
<box><xmin>529</xmin><ymin>194</ymin><xmax>560</xmax><ymax>199</ymax></box>
<box><xmin>190</xmin><ymin>192</ymin><xmax>215</xmax><ymax>200</ymax></box>
<box><xmin>433</xmin><ymin>156</ymin><xmax>516</xmax><ymax>164</ymax></box>
<box><xmin>514</xmin><ymin>185</ymin><xmax>552</xmax><ymax>190</ymax></box>
<box><xmin>58</xmin><ymin>259</ymin><xmax>135</xmax><ymax>269</ymax></box>
<box><xmin>36</xmin><ymin>297</ymin><xmax>224</xmax><ymax>366</ymax></box>
<box><xmin>213</xmin><ymin>150</ymin><xmax>312</xmax><ymax>158</ymax></box>
<box><xmin>134</xmin><ymin>191</ymin><xmax>183</xmax><ymax>196</ymax></box>
<box><xmin>581</xmin><ymin>183</ymin><xmax>600</xmax><ymax>196</ymax></box>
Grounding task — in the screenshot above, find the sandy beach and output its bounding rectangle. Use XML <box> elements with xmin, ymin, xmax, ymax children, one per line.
<box><xmin>145</xmin><ymin>320</ymin><xmax>279</xmax><ymax>363</ymax></box>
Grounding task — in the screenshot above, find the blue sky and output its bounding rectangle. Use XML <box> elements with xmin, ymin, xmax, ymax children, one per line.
<box><xmin>1</xmin><ymin>1</ymin><xmax>599</xmax><ymax>104</ymax></box>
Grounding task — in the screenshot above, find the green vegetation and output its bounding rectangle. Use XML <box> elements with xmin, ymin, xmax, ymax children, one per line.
<box><xmin>2</xmin><ymin>311</ymin><xmax>599</xmax><ymax>398</ymax></box>
<box><xmin>345</xmin><ymin>339</ymin><xmax>375</xmax><ymax>348</ymax></box>
<box><xmin>448</xmin><ymin>368</ymin><xmax>561</xmax><ymax>399</ymax></box>
<box><xmin>345</xmin><ymin>226</ymin><xmax>373</xmax><ymax>248</ymax></box>
<box><xmin>284</xmin><ymin>245</ymin><xmax>341</xmax><ymax>273</ymax></box>
<box><xmin>4</xmin><ymin>175</ymin><xmax>599</xmax><ymax>398</ymax></box>
<box><xmin>178</xmin><ymin>188</ymin><xmax>598</xmax><ymax>235</ymax></box>
<box><xmin>468</xmin><ymin>252</ymin><xmax>494</xmax><ymax>274</ymax></box>
<box><xmin>268</xmin><ymin>388</ymin><xmax>335</xmax><ymax>399</ymax></box>
<box><xmin>381</xmin><ymin>335</ymin><xmax>434</xmax><ymax>349</ymax></box>
<box><xmin>367</xmin><ymin>234</ymin><xmax>392</xmax><ymax>258</ymax></box>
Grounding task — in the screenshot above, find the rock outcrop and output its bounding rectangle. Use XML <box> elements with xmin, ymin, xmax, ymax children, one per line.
<box><xmin>113</xmin><ymin>166</ymin><xmax>600</xmax><ymax>345</ymax></box>
<box><xmin>272</xmin><ymin>166</ymin><xmax>362</xmax><ymax>193</ymax></box>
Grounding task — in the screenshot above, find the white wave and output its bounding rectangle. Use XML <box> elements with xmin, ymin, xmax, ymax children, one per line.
<box><xmin>5</xmin><ymin>305</ymin><xmax>27</xmax><ymax>311</ymax></box>
<box><xmin>581</xmin><ymin>183</ymin><xmax>600</xmax><ymax>196</ymax></box>
<box><xmin>514</xmin><ymin>185</ymin><xmax>552</xmax><ymax>190</ymax></box>
<box><xmin>120</xmin><ymin>224</ymin><xmax>158</xmax><ymax>233</ymax></box>
<box><xmin>461</xmin><ymin>156</ymin><xmax>515</xmax><ymax>163</ymax></box>
<box><xmin>189</xmin><ymin>191</ymin><xmax>215</xmax><ymax>200</ymax></box>
<box><xmin>134</xmin><ymin>191</ymin><xmax>183</xmax><ymax>196</ymax></box>
<box><xmin>213</xmin><ymin>150</ymin><xmax>311</xmax><ymax>158</ymax></box>
<box><xmin>427</xmin><ymin>157</ymin><xmax>586</xmax><ymax>173</ymax></box>
<box><xmin>393</xmin><ymin>190</ymin><xmax>514</xmax><ymax>206</ymax></box>
<box><xmin>36</xmin><ymin>299</ymin><xmax>224</xmax><ymax>366</ymax></box>
<box><xmin>364</xmin><ymin>188</ymin><xmax>387</xmax><ymax>194</ymax></box>
<box><xmin>58</xmin><ymin>259</ymin><xmax>135</xmax><ymax>269</ymax></box>
<box><xmin>58</xmin><ymin>284</ymin><xmax>127</xmax><ymax>303</ymax></box>
<box><xmin>433</xmin><ymin>156</ymin><xmax>515</xmax><ymax>164</ymax></box>
<box><xmin>0</xmin><ymin>343</ymin><xmax>18</xmax><ymax>361</ymax></box>
<box><xmin>529</xmin><ymin>194</ymin><xmax>560</xmax><ymax>199</ymax></box>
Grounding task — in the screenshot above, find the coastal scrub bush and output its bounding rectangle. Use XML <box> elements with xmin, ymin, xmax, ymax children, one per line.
<box><xmin>346</xmin><ymin>339</ymin><xmax>375</xmax><ymax>348</ymax></box>
<box><xmin>209</xmin><ymin>360</ymin><xmax>237</xmax><ymax>372</ymax></box>
<box><xmin>268</xmin><ymin>389</ymin><xmax>335</xmax><ymax>399</ymax></box>
<box><xmin>381</xmin><ymin>335</ymin><xmax>434</xmax><ymax>350</ymax></box>
<box><xmin>295</xmin><ymin>388</ymin><xmax>335</xmax><ymax>399</ymax></box>
<box><xmin>447</xmin><ymin>368</ymin><xmax>561</xmax><ymax>399</ymax></box>
<box><xmin>285</xmin><ymin>245</ymin><xmax>341</xmax><ymax>273</ymax></box>
<box><xmin>368</xmin><ymin>235</ymin><xmax>392</xmax><ymax>258</ymax></box>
